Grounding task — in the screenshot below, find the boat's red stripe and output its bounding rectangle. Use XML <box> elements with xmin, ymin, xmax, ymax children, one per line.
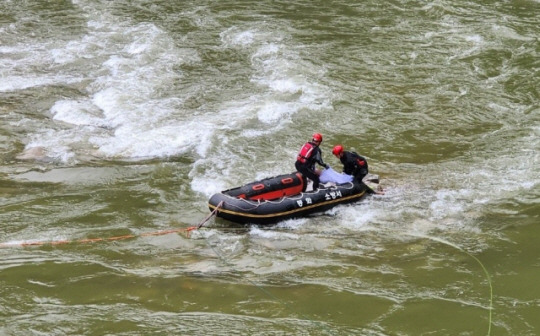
<box><xmin>248</xmin><ymin>185</ymin><xmax>303</xmax><ymax>201</ymax></box>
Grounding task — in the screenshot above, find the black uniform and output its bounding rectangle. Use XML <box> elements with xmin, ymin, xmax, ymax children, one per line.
<box><xmin>340</xmin><ymin>151</ymin><xmax>368</xmax><ymax>183</ymax></box>
<box><xmin>295</xmin><ymin>141</ymin><xmax>328</xmax><ymax>191</ymax></box>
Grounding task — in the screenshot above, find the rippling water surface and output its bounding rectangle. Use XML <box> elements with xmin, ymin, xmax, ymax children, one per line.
<box><xmin>1</xmin><ymin>0</ymin><xmax>539</xmax><ymax>335</ymax></box>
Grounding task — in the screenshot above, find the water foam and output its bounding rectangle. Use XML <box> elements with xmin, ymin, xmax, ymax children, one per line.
<box><xmin>219</xmin><ymin>25</ymin><xmax>331</xmax><ymax>128</ymax></box>
<box><xmin>13</xmin><ymin>15</ymin><xmax>331</xmax><ymax>170</ymax></box>
<box><xmin>0</xmin><ymin>40</ymin><xmax>85</xmax><ymax>92</ymax></box>
<box><xmin>17</xmin><ymin>16</ymin><xmax>206</xmax><ymax>163</ymax></box>
<box><xmin>191</xmin><ymin>25</ymin><xmax>332</xmax><ymax>195</ymax></box>
<box><xmin>331</xmin><ymin>120</ymin><xmax>538</xmax><ymax>235</ymax></box>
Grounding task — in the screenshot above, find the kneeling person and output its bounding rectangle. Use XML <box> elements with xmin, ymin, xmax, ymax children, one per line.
<box><xmin>331</xmin><ymin>145</ymin><xmax>368</xmax><ymax>184</ymax></box>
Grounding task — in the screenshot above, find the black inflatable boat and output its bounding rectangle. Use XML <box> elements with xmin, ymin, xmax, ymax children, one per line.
<box><xmin>208</xmin><ymin>172</ymin><xmax>376</xmax><ymax>225</ymax></box>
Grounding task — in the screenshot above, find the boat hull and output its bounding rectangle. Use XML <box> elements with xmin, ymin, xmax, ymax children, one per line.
<box><xmin>208</xmin><ymin>175</ymin><xmax>369</xmax><ymax>225</ymax></box>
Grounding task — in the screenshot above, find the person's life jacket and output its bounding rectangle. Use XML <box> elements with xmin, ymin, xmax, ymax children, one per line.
<box><xmin>297</xmin><ymin>142</ymin><xmax>315</xmax><ymax>164</ymax></box>
<box><xmin>342</xmin><ymin>151</ymin><xmax>368</xmax><ymax>176</ymax></box>
<box><xmin>350</xmin><ymin>152</ymin><xmax>366</xmax><ymax>168</ymax></box>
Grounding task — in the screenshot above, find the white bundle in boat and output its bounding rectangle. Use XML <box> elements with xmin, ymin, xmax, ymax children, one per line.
<box><xmin>319</xmin><ymin>167</ymin><xmax>353</xmax><ymax>184</ymax></box>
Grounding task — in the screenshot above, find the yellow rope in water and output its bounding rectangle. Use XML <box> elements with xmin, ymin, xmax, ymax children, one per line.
<box><xmin>406</xmin><ymin>233</ymin><xmax>493</xmax><ymax>336</ymax></box>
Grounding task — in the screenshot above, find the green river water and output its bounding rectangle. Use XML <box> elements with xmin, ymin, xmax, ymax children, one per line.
<box><xmin>1</xmin><ymin>0</ymin><xmax>539</xmax><ymax>335</ymax></box>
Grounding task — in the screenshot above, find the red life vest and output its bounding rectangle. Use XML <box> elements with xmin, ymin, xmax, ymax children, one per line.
<box><xmin>297</xmin><ymin>142</ymin><xmax>315</xmax><ymax>163</ymax></box>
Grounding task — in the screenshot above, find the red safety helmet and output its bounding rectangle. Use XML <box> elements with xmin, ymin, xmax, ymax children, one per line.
<box><xmin>332</xmin><ymin>145</ymin><xmax>344</xmax><ymax>156</ymax></box>
<box><xmin>312</xmin><ymin>133</ymin><xmax>323</xmax><ymax>142</ymax></box>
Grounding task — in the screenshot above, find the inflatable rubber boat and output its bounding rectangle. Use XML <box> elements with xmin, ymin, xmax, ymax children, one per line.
<box><xmin>208</xmin><ymin>170</ymin><xmax>379</xmax><ymax>225</ymax></box>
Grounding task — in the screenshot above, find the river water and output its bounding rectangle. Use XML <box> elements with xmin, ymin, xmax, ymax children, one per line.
<box><xmin>1</xmin><ymin>0</ymin><xmax>538</xmax><ymax>335</ymax></box>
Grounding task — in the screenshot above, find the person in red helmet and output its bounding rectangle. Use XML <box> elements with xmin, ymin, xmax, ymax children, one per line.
<box><xmin>332</xmin><ymin>144</ymin><xmax>369</xmax><ymax>184</ymax></box>
<box><xmin>295</xmin><ymin>133</ymin><xmax>329</xmax><ymax>191</ymax></box>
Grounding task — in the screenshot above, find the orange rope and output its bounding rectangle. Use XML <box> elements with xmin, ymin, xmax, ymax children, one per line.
<box><xmin>0</xmin><ymin>202</ymin><xmax>224</xmax><ymax>249</ymax></box>
<box><xmin>0</xmin><ymin>229</ymin><xmax>191</xmax><ymax>248</ymax></box>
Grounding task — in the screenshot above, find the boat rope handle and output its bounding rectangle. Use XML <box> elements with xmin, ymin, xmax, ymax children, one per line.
<box><xmin>196</xmin><ymin>201</ymin><xmax>223</xmax><ymax>229</ymax></box>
